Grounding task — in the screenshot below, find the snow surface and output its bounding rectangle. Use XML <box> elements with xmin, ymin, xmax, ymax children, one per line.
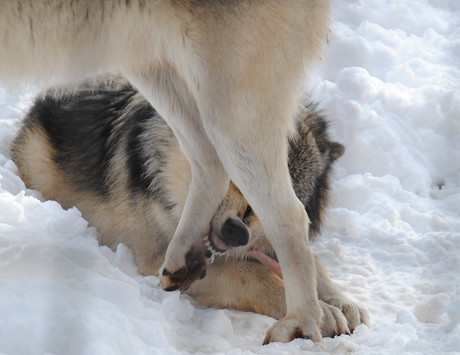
<box><xmin>1</xmin><ymin>0</ymin><xmax>460</xmax><ymax>354</ymax></box>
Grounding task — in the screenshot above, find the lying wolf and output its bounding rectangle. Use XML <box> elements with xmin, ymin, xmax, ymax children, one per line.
<box><xmin>11</xmin><ymin>76</ymin><xmax>369</xmax><ymax>340</ymax></box>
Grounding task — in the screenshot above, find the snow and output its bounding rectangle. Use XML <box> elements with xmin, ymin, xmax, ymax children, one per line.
<box><xmin>0</xmin><ymin>0</ymin><xmax>459</xmax><ymax>354</ymax></box>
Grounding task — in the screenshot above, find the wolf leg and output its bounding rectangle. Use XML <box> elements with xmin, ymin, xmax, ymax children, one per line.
<box><xmin>191</xmin><ymin>93</ymin><xmax>322</xmax><ymax>342</ymax></box>
<box><xmin>127</xmin><ymin>67</ymin><xmax>231</xmax><ymax>291</ymax></box>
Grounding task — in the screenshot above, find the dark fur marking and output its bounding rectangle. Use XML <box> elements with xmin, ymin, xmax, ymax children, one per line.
<box><xmin>290</xmin><ymin>327</ymin><xmax>305</xmax><ymax>341</ymax></box>
<box><xmin>125</xmin><ymin>105</ymin><xmax>158</xmax><ymax>194</ymax></box>
<box><xmin>26</xmin><ymin>81</ymin><xmax>178</xmax><ymax>211</ymax></box>
<box><xmin>288</xmin><ymin>105</ymin><xmax>344</xmax><ymax>240</ymax></box>
<box><xmin>29</xmin><ymin>88</ymin><xmax>134</xmax><ymax>197</ymax></box>
<box><xmin>121</xmin><ymin>107</ymin><xmax>178</xmax><ymax>210</ymax></box>
<box><xmin>243</xmin><ymin>205</ymin><xmax>253</xmax><ymax>220</ymax></box>
<box><xmin>185</xmin><ymin>250</ymin><xmax>201</xmax><ymax>269</ymax></box>
<box><xmin>169</xmin><ymin>267</ymin><xmax>187</xmax><ymax>279</ymax></box>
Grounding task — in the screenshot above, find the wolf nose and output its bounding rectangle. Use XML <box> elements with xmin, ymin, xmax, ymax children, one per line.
<box><xmin>221</xmin><ymin>218</ymin><xmax>249</xmax><ymax>247</ymax></box>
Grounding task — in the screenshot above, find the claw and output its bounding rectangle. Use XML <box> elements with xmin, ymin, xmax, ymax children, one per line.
<box><xmin>164</xmin><ymin>284</ymin><xmax>180</xmax><ymax>292</ymax></box>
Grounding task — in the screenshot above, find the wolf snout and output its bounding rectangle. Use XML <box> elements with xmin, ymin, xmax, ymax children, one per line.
<box><xmin>221</xmin><ymin>218</ymin><xmax>249</xmax><ymax>247</ymax></box>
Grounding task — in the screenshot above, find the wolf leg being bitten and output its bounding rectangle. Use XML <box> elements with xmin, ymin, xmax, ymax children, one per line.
<box><xmin>2</xmin><ymin>1</ymin><xmax>369</xmax><ymax>343</ymax></box>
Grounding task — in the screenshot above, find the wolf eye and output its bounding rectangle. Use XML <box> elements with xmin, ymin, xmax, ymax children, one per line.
<box><xmin>243</xmin><ymin>205</ymin><xmax>253</xmax><ymax>219</ymax></box>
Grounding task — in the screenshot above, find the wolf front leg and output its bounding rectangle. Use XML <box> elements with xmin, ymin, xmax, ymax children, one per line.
<box><xmin>260</xmin><ymin>205</ymin><xmax>323</xmax><ymax>344</ymax></box>
<box><xmin>214</xmin><ymin>143</ymin><xmax>323</xmax><ymax>343</ymax></box>
<box><xmin>127</xmin><ymin>66</ymin><xmax>232</xmax><ymax>291</ymax></box>
<box><xmin>193</xmin><ymin>86</ymin><xmax>323</xmax><ymax>343</ymax></box>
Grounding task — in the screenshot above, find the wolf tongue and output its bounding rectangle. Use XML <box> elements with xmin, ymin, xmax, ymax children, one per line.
<box><xmin>248</xmin><ymin>247</ymin><xmax>283</xmax><ymax>280</ymax></box>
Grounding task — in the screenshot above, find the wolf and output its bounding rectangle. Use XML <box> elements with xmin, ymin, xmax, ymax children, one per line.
<box><xmin>1</xmin><ymin>0</ymin><xmax>361</xmax><ymax>342</ymax></box>
<box><xmin>11</xmin><ymin>76</ymin><xmax>369</xmax><ymax>341</ymax></box>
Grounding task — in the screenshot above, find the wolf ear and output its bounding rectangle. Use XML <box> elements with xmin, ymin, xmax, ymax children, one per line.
<box><xmin>329</xmin><ymin>142</ymin><xmax>345</xmax><ymax>160</ymax></box>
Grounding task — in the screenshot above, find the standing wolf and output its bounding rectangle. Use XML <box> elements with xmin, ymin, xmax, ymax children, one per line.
<box><xmin>11</xmin><ymin>76</ymin><xmax>369</xmax><ymax>340</ymax></box>
<box><xmin>2</xmin><ymin>0</ymin><xmax>359</xmax><ymax>343</ymax></box>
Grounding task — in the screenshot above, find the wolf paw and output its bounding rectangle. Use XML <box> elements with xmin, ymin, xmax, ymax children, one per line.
<box><xmin>323</xmin><ymin>297</ymin><xmax>370</xmax><ymax>332</ymax></box>
<box><xmin>263</xmin><ymin>315</ymin><xmax>322</xmax><ymax>344</ymax></box>
<box><xmin>319</xmin><ymin>301</ymin><xmax>350</xmax><ymax>337</ymax></box>
<box><xmin>159</xmin><ymin>250</ymin><xmax>208</xmax><ymax>292</ymax></box>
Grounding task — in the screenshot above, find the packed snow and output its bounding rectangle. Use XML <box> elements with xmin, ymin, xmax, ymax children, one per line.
<box><xmin>1</xmin><ymin>0</ymin><xmax>459</xmax><ymax>354</ymax></box>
